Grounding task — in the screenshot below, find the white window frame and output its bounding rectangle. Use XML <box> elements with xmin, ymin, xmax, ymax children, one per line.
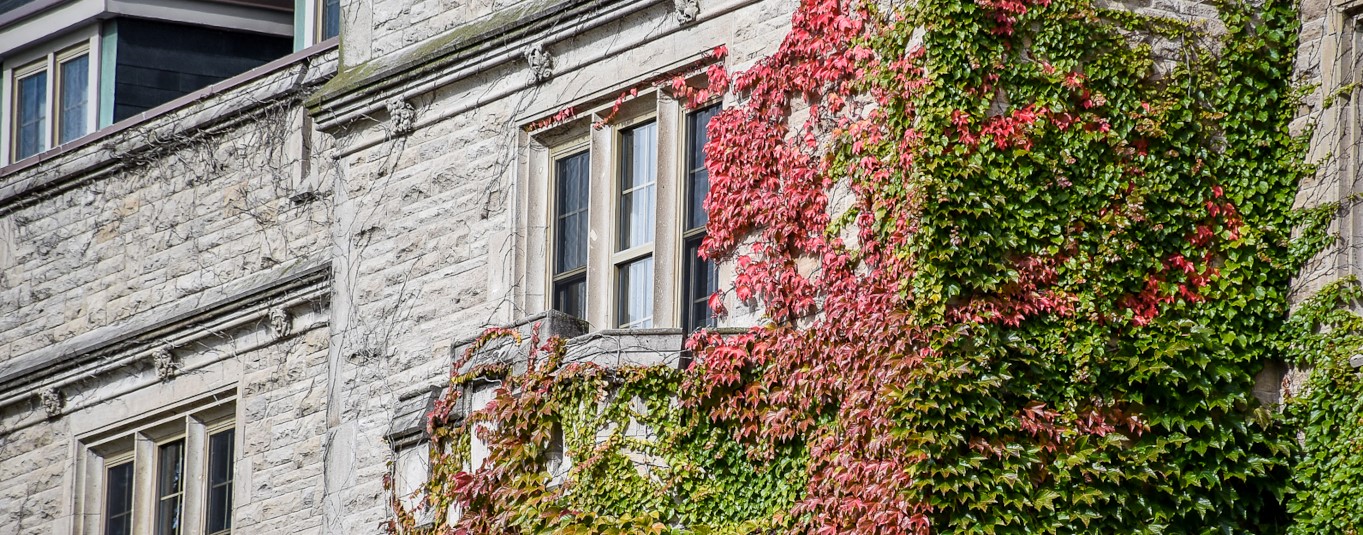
<box><xmin>73</xmin><ymin>393</ymin><xmax>238</xmax><ymax>535</ymax></box>
<box><xmin>0</xmin><ymin>27</ymin><xmax>100</xmax><ymax>166</ymax></box>
<box><xmin>524</xmin><ymin>88</ymin><xmax>718</xmax><ymax>332</ymax></box>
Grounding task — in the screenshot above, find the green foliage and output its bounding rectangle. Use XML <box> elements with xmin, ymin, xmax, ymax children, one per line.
<box><xmin>381</xmin><ymin>0</ymin><xmax>1363</xmax><ymax>531</ymax></box>
<box><xmin>1283</xmin><ymin>278</ymin><xmax>1363</xmax><ymax>534</ymax></box>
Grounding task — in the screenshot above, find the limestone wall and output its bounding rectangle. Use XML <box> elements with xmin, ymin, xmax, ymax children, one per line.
<box><xmin>0</xmin><ymin>49</ymin><xmax>337</xmax><ymax>535</ymax></box>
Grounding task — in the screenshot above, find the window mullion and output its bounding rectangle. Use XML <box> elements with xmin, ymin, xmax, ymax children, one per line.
<box><xmin>181</xmin><ymin>419</ymin><xmax>208</xmax><ymax>535</ymax></box>
<box><xmin>131</xmin><ymin>433</ymin><xmax>156</xmax><ymax>534</ymax></box>
<box><xmin>653</xmin><ymin>96</ymin><xmax>683</xmax><ymax>329</ymax></box>
<box><xmin>586</xmin><ymin>118</ymin><xmax>614</xmax><ymax>330</ymax></box>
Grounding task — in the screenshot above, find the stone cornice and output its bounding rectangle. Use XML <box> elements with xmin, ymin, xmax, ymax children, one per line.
<box><xmin>0</xmin><ymin>255</ymin><xmax>330</xmax><ymax>404</ymax></box>
<box><xmin>306</xmin><ymin>0</ymin><xmax>669</xmax><ymax>130</ymax></box>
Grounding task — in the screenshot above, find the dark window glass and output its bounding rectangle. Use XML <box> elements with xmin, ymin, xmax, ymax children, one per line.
<box><xmin>682</xmin><ymin>235</ymin><xmax>716</xmax><ymax>331</ymax></box>
<box><xmin>682</xmin><ymin>105</ymin><xmax>721</xmax><ymax>331</ymax></box>
<box><xmin>554</xmin><ymin>151</ymin><xmax>590</xmax><ymax>273</ymax></box>
<box><xmin>321</xmin><ymin>0</ymin><xmax>340</xmax><ymax>40</ymax></box>
<box><xmin>15</xmin><ymin>70</ymin><xmax>46</xmax><ymax>160</ymax></box>
<box><xmin>206</xmin><ymin>429</ymin><xmax>235</xmax><ymax>534</ymax></box>
<box><xmin>58</xmin><ymin>55</ymin><xmax>88</xmax><ymax>144</ymax></box>
<box><xmin>617</xmin><ymin>122</ymin><xmax>657</xmax><ymax>251</ymax></box>
<box><xmin>685</xmin><ymin>106</ymin><xmax>720</xmax><ymax>230</ymax></box>
<box><xmin>553</xmin><ymin>273</ymin><xmax>587</xmax><ymax>320</ymax></box>
<box><xmin>617</xmin><ymin>256</ymin><xmax>653</xmax><ymax>328</ymax></box>
<box><xmin>553</xmin><ymin>150</ymin><xmax>590</xmax><ymax>319</ymax></box>
<box><xmin>155</xmin><ymin>440</ymin><xmax>186</xmax><ymax>535</ymax></box>
<box><xmin>104</xmin><ymin>461</ymin><xmax>134</xmax><ymax>535</ymax></box>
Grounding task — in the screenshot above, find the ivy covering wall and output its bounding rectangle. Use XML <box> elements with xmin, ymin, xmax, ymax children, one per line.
<box><xmin>384</xmin><ymin>0</ymin><xmax>1363</xmax><ymax>531</ymax></box>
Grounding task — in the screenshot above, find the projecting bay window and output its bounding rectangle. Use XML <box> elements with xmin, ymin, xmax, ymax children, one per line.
<box><xmin>76</xmin><ymin>395</ymin><xmax>237</xmax><ymax>535</ymax></box>
<box><xmin>681</xmin><ymin>105</ymin><xmax>720</xmax><ymax>332</ymax></box>
<box><xmin>553</xmin><ymin>150</ymin><xmax>590</xmax><ymax>320</ymax></box>
<box><xmin>615</xmin><ymin>120</ymin><xmax>658</xmax><ymax>329</ymax></box>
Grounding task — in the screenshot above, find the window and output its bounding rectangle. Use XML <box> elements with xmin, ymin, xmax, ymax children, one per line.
<box><xmin>319</xmin><ymin>0</ymin><xmax>341</xmax><ymax>41</ymax></box>
<box><xmin>529</xmin><ymin>88</ymin><xmax>722</xmax><ymax>333</ymax></box>
<box><xmin>57</xmin><ymin>53</ymin><xmax>89</xmax><ymax>144</ymax></box>
<box><xmin>75</xmin><ymin>396</ymin><xmax>236</xmax><ymax>535</ymax></box>
<box><xmin>205</xmin><ymin>429</ymin><xmax>235</xmax><ymax>534</ymax></box>
<box><xmin>615</xmin><ymin>120</ymin><xmax>658</xmax><ymax>328</ymax></box>
<box><xmin>553</xmin><ymin>150</ymin><xmax>590</xmax><ymax>320</ymax></box>
<box><xmin>681</xmin><ymin>105</ymin><xmax>720</xmax><ymax>332</ymax></box>
<box><xmin>8</xmin><ymin>44</ymin><xmax>93</xmax><ymax>162</ymax></box>
<box><xmin>13</xmin><ymin>66</ymin><xmax>45</xmax><ymax>160</ymax></box>
<box><xmin>103</xmin><ymin>460</ymin><xmax>134</xmax><ymax>535</ymax></box>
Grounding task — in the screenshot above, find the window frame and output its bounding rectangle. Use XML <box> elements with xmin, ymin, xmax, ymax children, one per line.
<box><xmin>679</xmin><ymin>103</ymin><xmax>721</xmax><ymax>332</ymax></box>
<box><xmin>548</xmin><ymin>141</ymin><xmax>591</xmax><ymax>321</ymax></box>
<box><xmin>74</xmin><ymin>394</ymin><xmax>238</xmax><ymax>535</ymax></box>
<box><xmin>54</xmin><ymin>46</ymin><xmax>91</xmax><ymax>146</ymax></box>
<box><xmin>2</xmin><ymin>28</ymin><xmax>100</xmax><ymax>166</ymax></box>
<box><xmin>10</xmin><ymin>59</ymin><xmax>48</xmax><ymax>162</ymax></box>
<box><xmin>523</xmin><ymin>85</ymin><xmax>720</xmax><ymax>333</ymax></box>
<box><xmin>610</xmin><ymin>114</ymin><xmax>660</xmax><ymax>329</ymax></box>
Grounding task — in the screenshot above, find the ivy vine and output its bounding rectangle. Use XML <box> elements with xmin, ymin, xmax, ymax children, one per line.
<box><xmin>381</xmin><ymin>0</ymin><xmax>1363</xmax><ymax>531</ymax></box>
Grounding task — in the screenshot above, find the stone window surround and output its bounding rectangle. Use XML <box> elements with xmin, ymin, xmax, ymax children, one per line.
<box><xmin>72</xmin><ymin>387</ymin><xmax>238</xmax><ymax>535</ymax></box>
<box><xmin>522</xmin><ymin>85</ymin><xmax>721</xmax><ymax>332</ymax></box>
<box><xmin>0</xmin><ymin>25</ymin><xmax>98</xmax><ymax>166</ymax></box>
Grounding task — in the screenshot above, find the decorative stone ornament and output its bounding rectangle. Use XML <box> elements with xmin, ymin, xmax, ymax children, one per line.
<box><xmin>153</xmin><ymin>346</ymin><xmax>177</xmax><ymax>381</ymax></box>
<box><xmin>674</xmin><ymin>0</ymin><xmax>699</xmax><ymax>23</ymax></box>
<box><xmin>386</xmin><ymin>98</ymin><xmax>416</xmax><ymax>134</ymax></box>
<box><xmin>39</xmin><ymin>388</ymin><xmax>63</xmax><ymax>419</ymax></box>
<box><xmin>525</xmin><ymin>43</ymin><xmax>553</xmax><ymax>83</ymax></box>
<box><xmin>270</xmin><ymin>306</ymin><xmax>292</xmax><ymax>338</ymax></box>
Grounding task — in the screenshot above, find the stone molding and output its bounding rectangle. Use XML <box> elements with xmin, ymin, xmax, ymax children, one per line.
<box><xmin>307</xmin><ymin>0</ymin><xmax>672</xmax><ymax>129</ymax></box>
<box><xmin>0</xmin><ymin>257</ymin><xmax>330</xmax><ymax>412</ymax></box>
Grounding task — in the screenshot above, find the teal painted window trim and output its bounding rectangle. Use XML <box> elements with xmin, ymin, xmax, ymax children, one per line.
<box><xmin>293</xmin><ymin>0</ymin><xmax>307</xmax><ymax>51</ymax></box>
<box><xmin>98</xmin><ymin>21</ymin><xmax>117</xmax><ymax>128</ymax></box>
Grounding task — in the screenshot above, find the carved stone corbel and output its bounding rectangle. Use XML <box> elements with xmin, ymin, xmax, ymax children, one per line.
<box><xmin>525</xmin><ymin>43</ymin><xmax>554</xmax><ymax>83</ymax></box>
<box><xmin>674</xmin><ymin>0</ymin><xmax>699</xmax><ymax>23</ymax></box>
<box><xmin>39</xmin><ymin>388</ymin><xmax>63</xmax><ymax>419</ymax></box>
<box><xmin>270</xmin><ymin>306</ymin><xmax>292</xmax><ymax>338</ymax></box>
<box><xmin>153</xmin><ymin>346</ymin><xmax>177</xmax><ymax>381</ymax></box>
<box><xmin>386</xmin><ymin>98</ymin><xmax>416</xmax><ymax>135</ymax></box>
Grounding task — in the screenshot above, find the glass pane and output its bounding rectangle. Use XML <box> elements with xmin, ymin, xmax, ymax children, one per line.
<box><xmin>321</xmin><ymin>0</ymin><xmax>340</xmax><ymax>39</ymax></box>
<box><xmin>553</xmin><ymin>274</ymin><xmax>586</xmax><ymax>319</ymax></box>
<box><xmin>156</xmin><ymin>440</ymin><xmax>185</xmax><ymax>535</ymax></box>
<box><xmin>685</xmin><ymin>105</ymin><xmax>721</xmax><ymax>230</ymax></box>
<box><xmin>206</xmin><ymin>429</ymin><xmax>235</xmax><ymax>534</ymax></box>
<box><xmin>15</xmin><ymin>71</ymin><xmax>46</xmax><ymax>160</ymax></box>
<box><xmin>104</xmin><ymin>461</ymin><xmax>134</xmax><ymax>535</ymax></box>
<box><xmin>682</xmin><ymin>235</ymin><xmax>717</xmax><ymax>332</ymax></box>
<box><xmin>58</xmin><ymin>55</ymin><xmax>89</xmax><ymax>144</ymax></box>
<box><xmin>618</xmin><ymin>122</ymin><xmax>656</xmax><ymax>251</ymax></box>
<box><xmin>616</xmin><ymin>256</ymin><xmax>653</xmax><ymax>328</ymax></box>
<box><xmin>554</xmin><ymin>151</ymin><xmax>590</xmax><ymax>273</ymax></box>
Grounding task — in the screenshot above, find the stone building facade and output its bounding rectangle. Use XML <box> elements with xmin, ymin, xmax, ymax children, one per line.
<box><xmin>0</xmin><ymin>0</ymin><xmax>795</xmax><ymax>532</ymax></box>
<box><xmin>0</xmin><ymin>0</ymin><xmax>1356</xmax><ymax>533</ymax></box>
